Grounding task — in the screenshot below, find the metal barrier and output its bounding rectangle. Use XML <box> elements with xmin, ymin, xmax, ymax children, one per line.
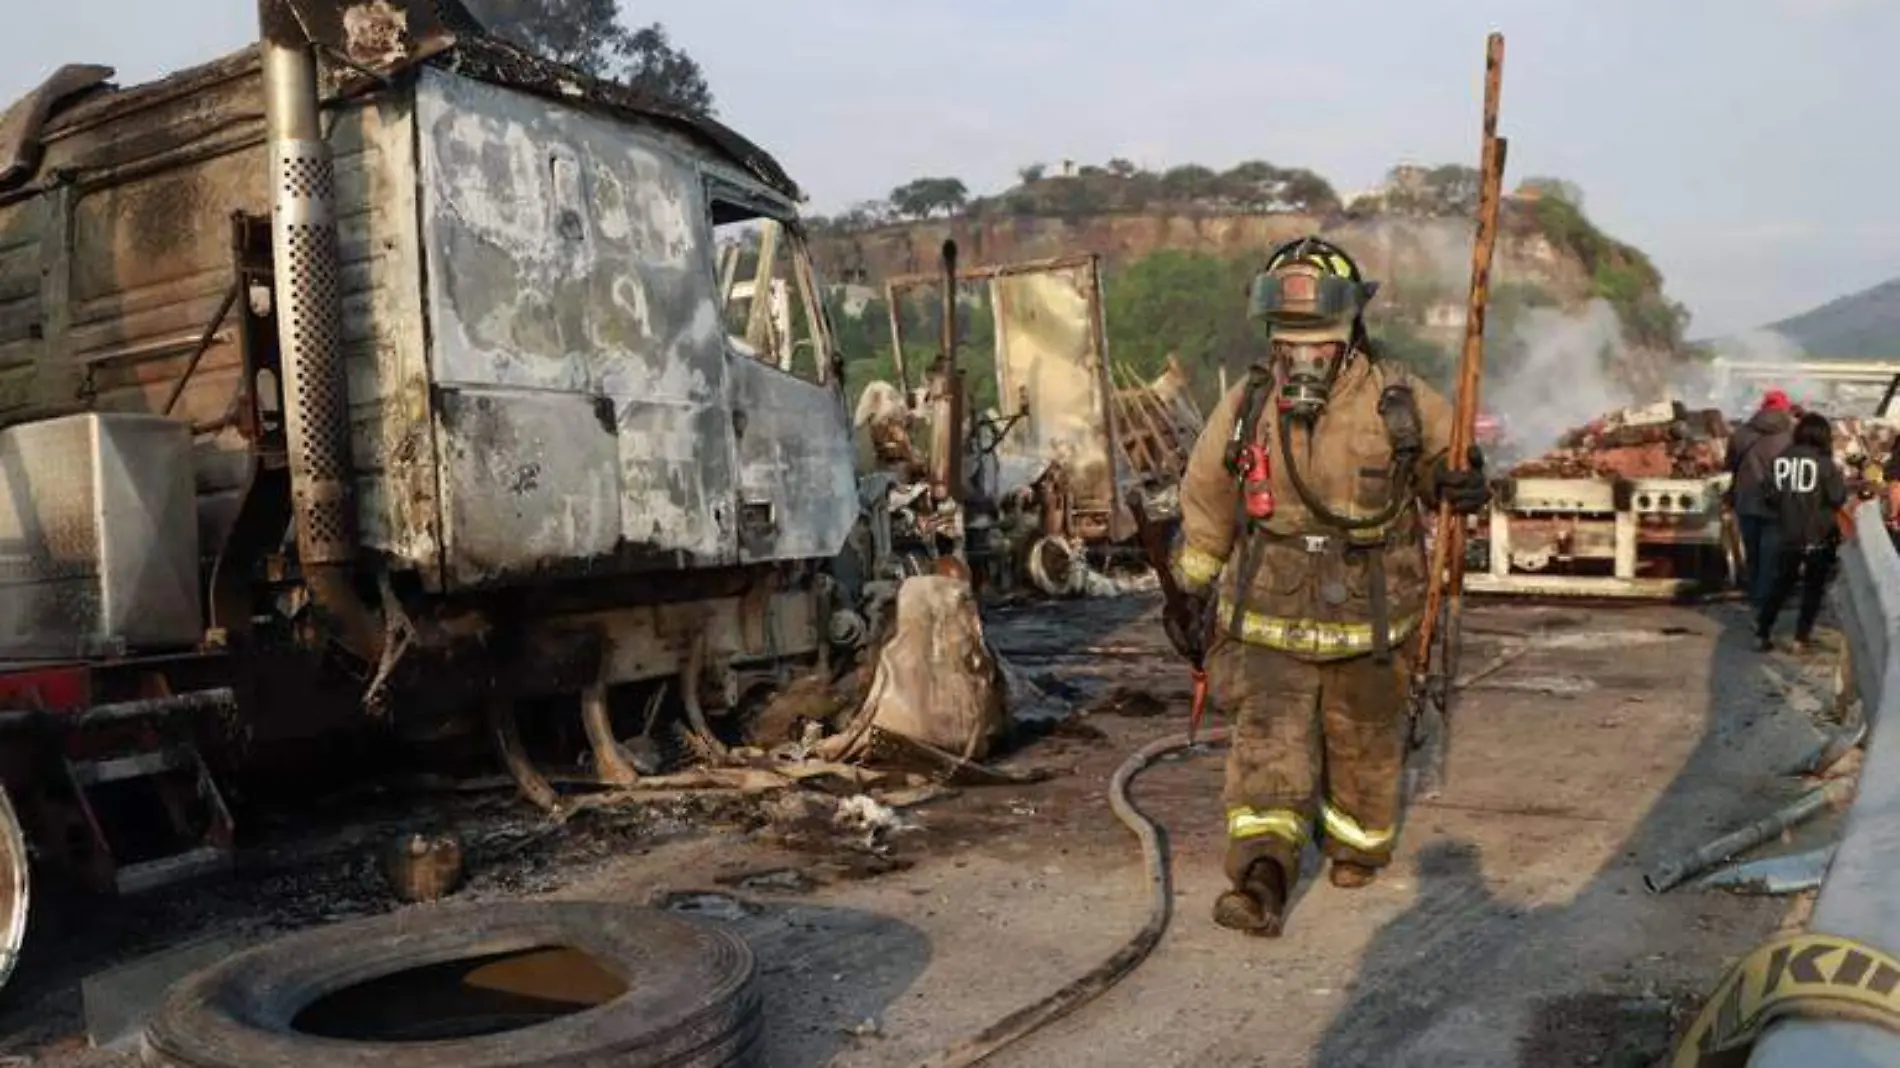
<box><xmin>1750</xmin><ymin>499</ymin><xmax>1900</xmax><ymax>1065</ymax></box>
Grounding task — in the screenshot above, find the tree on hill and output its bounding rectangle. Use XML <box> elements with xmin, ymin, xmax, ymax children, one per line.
<box><xmin>1160</xmin><ymin>164</ymin><xmax>1219</xmax><ymax>200</ymax></box>
<box><xmin>1377</xmin><ymin>163</ymin><xmax>1481</xmax><ymax>217</ymax></box>
<box><xmin>1274</xmin><ymin>168</ymin><xmax>1342</xmax><ymax>214</ymax></box>
<box><xmin>1100</xmin><ymin>250</ymin><xmax>1459</xmax><ymax>400</ymax></box>
<box><xmin>889</xmin><ymin>177</ymin><xmax>970</xmax><ymax>219</ymax></box>
<box><xmin>1529</xmin><ymin>195</ymin><xmax>1690</xmax><ymax>350</ymax></box>
<box><xmin>463</xmin><ymin>0</ymin><xmax>715</xmax><ymax>115</ymax></box>
<box><xmin>1517</xmin><ymin>176</ymin><xmax>1584</xmax><ymax>209</ymax></box>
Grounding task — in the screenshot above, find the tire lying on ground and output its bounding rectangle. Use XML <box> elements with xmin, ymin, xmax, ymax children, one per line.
<box><xmin>141</xmin><ymin>900</ymin><xmax>759</xmax><ymax>1067</ymax></box>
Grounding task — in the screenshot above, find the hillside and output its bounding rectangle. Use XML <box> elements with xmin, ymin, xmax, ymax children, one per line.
<box><xmin>806</xmin><ymin>161</ymin><xmax>1697</xmax><ymax>418</ymax></box>
<box><xmin>1764</xmin><ymin>276</ymin><xmax>1900</xmax><ymax>357</ymax></box>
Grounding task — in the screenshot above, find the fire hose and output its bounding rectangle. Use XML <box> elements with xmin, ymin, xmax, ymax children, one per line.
<box><xmin>904</xmin><ymin>726</ymin><xmax>1229</xmax><ymax>1068</ymax></box>
<box><xmin>903</xmin><ymin>631</ymin><xmax>1518</xmax><ymax>1065</ymax></box>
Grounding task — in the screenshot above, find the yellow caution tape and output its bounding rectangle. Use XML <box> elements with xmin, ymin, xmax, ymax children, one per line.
<box><xmin>1672</xmin><ymin>932</ymin><xmax>1900</xmax><ymax>1068</ymax></box>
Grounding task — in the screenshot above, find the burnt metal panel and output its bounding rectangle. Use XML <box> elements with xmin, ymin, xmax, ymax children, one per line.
<box><xmin>0</xmin><ymin>64</ymin><xmax>114</xmax><ymax>192</ymax></box>
<box><xmin>990</xmin><ymin>258</ymin><xmax>1129</xmax><ymax>538</ymax></box>
<box><xmin>0</xmin><ymin>199</ymin><xmax>46</xmax><ymax>421</ymax></box>
<box><xmin>0</xmin><ymin>413</ymin><xmax>202</xmax><ymax>657</ymax></box>
<box><xmin>415</xmin><ymin>67</ymin><xmax>740</xmax><ymax>588</ymax></box>
<box><xmin>0</xmin><ymin>49</ymin><xmax>432</xmax><ymax>579</ymax></box>
<box><xmin>329</xmin><ymin>95</ymin><xmax>439</xmax><ymax>577</ymax></box>
<box><xmin>26</xmin><ymin>58</ymin><xmax>267</xmax><ymax>560</ymax></box>
<box><xmin>726</xmin><ymin>356</ymin><xmax>857</xmax><ymax>563</ymax></box>
<box><xmin>434</xmin><ymin>387</ymin><xmax>621</xmax><ymax>580</ymax></box>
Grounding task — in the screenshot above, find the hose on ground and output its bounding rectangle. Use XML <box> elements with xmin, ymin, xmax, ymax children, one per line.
<box><xmin>904</xmin><ymin>726</ymin><xmax>1230</xmax><ymax>1068</ymax></box>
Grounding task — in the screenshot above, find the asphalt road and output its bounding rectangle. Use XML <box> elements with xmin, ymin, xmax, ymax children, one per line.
<box><xmin>4</xmin><ymin>593</ymin><xmax>1846</xmax><ymax>1068</ymax></box>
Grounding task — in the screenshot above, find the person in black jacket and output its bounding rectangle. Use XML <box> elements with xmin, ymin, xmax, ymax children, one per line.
<box><xmin>1728</xmin><ymin>389</ymin><xmax>1795</xmax><ymax>609</ymax></box>
<box><xmin>1756</xmin><ymin>411</ymin><xmax>1847</xmax><ymax>653</ymax></box>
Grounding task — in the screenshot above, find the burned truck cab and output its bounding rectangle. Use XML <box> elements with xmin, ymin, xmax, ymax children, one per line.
<box><xmin>0</xmin><ymin>0</ymin><xmax>861</xmax><ymax>941</ymax></box>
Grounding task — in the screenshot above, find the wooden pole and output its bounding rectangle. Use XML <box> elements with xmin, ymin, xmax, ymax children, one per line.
<box><xmin>1412</xmin><ymin>32</ymin><xmax>1508</xmax><ymax>794</ymax></box>
<box><xmin>884</xmin><ymin>280</ymin><xmax>910</xmax><ymax>399</ymax></box>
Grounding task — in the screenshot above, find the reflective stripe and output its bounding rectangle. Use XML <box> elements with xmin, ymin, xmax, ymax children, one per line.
<box><xmin>1226</xmin><ymin>807</ymin><xmax>1309</xmax><ymax>846</ymax></box>
<box><xmin>1322</xmin><ymin>802</ymin><xmax>1395</xmax><ymax>853</ymax></box>
<box><xmin>1215</xmin><ymin>599</ymin><xmax>1420</xmax><ymax>658</ymax></box>
<box><xmin>1172</xmin><ymin>545</ymin><xmax>1226</xmax><ymax>592</ymax></box>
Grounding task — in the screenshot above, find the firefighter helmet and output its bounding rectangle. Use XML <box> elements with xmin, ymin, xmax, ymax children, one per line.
<box><xmin>1248</xmin><ymin>237</ymin><xmax>1379</xmax><ymax>330</ymax></box>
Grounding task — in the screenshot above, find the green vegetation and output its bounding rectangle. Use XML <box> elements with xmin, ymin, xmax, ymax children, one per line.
<box><xmin>825</xmin><ymin>252</ymin><xmax>1569</xmax><ymax>415</ymax></box>
<box><xmin>830</xmin><ymin>292</ymin><xmax>1003</xmax><ymax>413</ymax></box>
<box><xmin>817</xmin><ymin>159</ymin><xmax>1698</xmax><ymax>409</ymax></box>
<box><xmin>462</xmin><ymin>0</ymin><xmax>714</xmax><ymax>115</ymax></box>
<box><xmin>811</xmin><ymin>158</ymin><xmax>1344</xmax><ymax>231</ymax></box>
<box><xmin>1526</xmin><ymin>197</ymin><xmax>1690</xmax><ymax>351</ymax></box>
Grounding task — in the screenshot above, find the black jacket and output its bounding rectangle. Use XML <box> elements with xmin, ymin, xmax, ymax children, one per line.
<box><xmin>1763</xmin><ymin>441</ymin><xmax>1847</xmax><ymax>549</ymax></box>
<box><xmin>1729</xmin><ymin>409</ymin><xmax>1795</xmax><ymax>518</ymax></box>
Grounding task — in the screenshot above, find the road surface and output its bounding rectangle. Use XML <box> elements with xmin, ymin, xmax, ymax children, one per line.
<box><xmin>2</xmin><ymin>593</ymin><xmax>1846</xmax><ymax>1067</ymax></box>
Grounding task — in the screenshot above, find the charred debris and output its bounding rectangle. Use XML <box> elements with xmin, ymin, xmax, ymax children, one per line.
<box><xmin>0</xmin><ymin>1</ymin><xmax>1205</xmax><ymax>978</ymax></box>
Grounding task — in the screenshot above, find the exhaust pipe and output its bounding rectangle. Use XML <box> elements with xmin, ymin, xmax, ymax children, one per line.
<box><xmin>258</xmin><ymin>0</ymin><xmax>382</xmax><ymax>663</ymax></box>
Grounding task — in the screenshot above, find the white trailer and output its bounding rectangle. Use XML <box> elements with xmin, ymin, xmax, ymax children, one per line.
<box><xmin>1464</xmin><ymin>473</ymin><xmax>1737</xmax><ymax>599</ymax></box>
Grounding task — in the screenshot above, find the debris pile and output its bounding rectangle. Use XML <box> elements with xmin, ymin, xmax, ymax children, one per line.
<box><xmin>1834</xmin><ymin>417</ymin><xmax>1896</xmax><ymax>469</ymax></box>
<box><xmin>1505</xmin><ymin>400</ymin><xmax>1731</xmax><ymax>480</ymax></box>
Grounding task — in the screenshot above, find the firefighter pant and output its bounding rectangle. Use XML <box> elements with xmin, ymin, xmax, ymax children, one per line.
<box><xmin>1209</xmin><ymin>639</ymin><xmax>1410</xmax><ymax>887</ymax></box>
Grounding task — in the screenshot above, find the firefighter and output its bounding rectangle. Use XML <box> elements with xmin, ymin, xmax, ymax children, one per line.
<box><xmin>1167</xmin><ymin>237</ymin><xmax>1490</xmax><ymax>937</ymax></box>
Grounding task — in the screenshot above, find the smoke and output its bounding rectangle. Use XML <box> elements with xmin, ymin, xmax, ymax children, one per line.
<box><xmin>1486</xmin><ymin>299</ymin><xmax>1635</xmax><ymax>455</ymax></box>
<box><xmin>1686</xmin><ymin>330</ymin><xmax>1834</xmax><ymax>414</ymax></box>
<box><xmin>1339</xmin><ymin>216</ymin><xmax>1474</xmax><ymax>292</ymax></box>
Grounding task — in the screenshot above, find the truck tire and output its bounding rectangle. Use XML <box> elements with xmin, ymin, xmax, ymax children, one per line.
<box><xmin>141</xmin><ymin>900</ymin><xmax>760</xmax><ymax>1068</ymax></box>
<box><xmin>0</xmin><ymin>784</ymin><xmax>28</xmax><ymax>995</ymax></box>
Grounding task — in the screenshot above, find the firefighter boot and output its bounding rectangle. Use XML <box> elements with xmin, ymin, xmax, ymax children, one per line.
<box><xmin>1329</xmin><ymin>860</ymin><xmax>1379</xmax><ymax>889</ymax></box>
<box><xmin>1213</xmin><ymin>857</ymin><xmax>1289</xmax><ymax>937</ymax></box>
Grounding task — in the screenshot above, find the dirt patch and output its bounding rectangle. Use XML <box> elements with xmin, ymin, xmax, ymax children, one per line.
<box><xmin>1518</xmin><ymin>991</ymin><xmax>1698</xmax><ymax>1068</ymax></box>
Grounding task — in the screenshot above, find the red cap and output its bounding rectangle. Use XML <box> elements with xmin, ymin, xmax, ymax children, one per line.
<box><xmin>1762</xmin><ymin>389</ymin><xmax>1791</xmax><ymax>412</ymax></box>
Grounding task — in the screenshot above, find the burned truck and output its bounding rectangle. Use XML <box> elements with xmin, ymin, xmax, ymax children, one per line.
<box><xmin>0</xmin><ymin>0</ymin><xmax>860</xmax><ymax>986</ymax></box>
<box><xmin>875</xmin><ymin>253</ymin><xmax>1205</xmax><ymax>597</ymax></box>
<box><xmin>1463</xmin><ymin>401</ymin><xmax>1736</xmax><ymax>598</ymax></box>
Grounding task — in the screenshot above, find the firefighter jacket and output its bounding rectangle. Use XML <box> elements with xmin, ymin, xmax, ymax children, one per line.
<box><xmin>1170</xmin><ymin>355</ymin><xmax>1454</xmax><ymax>662</ymax></box>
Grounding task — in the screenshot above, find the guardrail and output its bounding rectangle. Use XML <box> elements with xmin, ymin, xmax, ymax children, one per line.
<box><xmin>1750</xmin><ymin>498</ymin><xmax>1900</xmax><ymax>1065</ymax></box>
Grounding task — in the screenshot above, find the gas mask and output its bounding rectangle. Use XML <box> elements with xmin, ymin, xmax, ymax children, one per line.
<box><xmin>1247</xmin><ymin>238</ymin><xmax>1378</xmax><ymax>420</ymax></box>
<box><xmin>1269</xmin><ymin>326</ymin><xmax>1351</xmax><ymax>420</ymax></box>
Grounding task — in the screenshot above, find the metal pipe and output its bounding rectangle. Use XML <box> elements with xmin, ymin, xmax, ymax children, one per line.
<box><xmin>259</xmin><ymin>0</ymin><xmax>382</xmax><ymax>664</ymax></box>
<box><xmin>1786</xmin><ymin>721</ymin><xmax>1868</xmax><ymax>778</ymax></box>
<box><xmin>680</xmin><ymin>632</ymin><xmax>730</xmax><ymax>764</ymax></box>
<box><xmin>1644</xmin><ymin>779</ymin><xmax>1854</xmax><ymax>894</ymax></box>
<box><xmin>580</xmin><ymin>681</ymin><xmax>639</xmax><ymax>787</ymax></box>
<box><xmin>0</xmin><ymin>688</ymin><xmax>240</xmax><ymax>732</ymax></box>
<box><xmin>1691</xmin><ymin>846</ymin><xmax>1836</xmax><ymax>897</ymax></box>
<box><xmin>487</xmin><ymin>687</ymin><xmax>560</xmax><ymax>814</ymax></box>
<box><xmin>931</xmin><ymin>240</ymin><xmax>965</xmax><ymax>501</ymax></box>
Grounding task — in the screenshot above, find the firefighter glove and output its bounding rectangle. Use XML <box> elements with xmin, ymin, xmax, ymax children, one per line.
<box><xmin>1433</xmin><ymin>446</ymin><xmax>1491</xmax><ymax>515</ymax></box>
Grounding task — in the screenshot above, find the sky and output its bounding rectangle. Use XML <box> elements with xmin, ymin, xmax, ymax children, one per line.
<box><xmin>3</xmin><ymin>0</ymin><xmax>1896</xmax><ymax>340</ymax></box>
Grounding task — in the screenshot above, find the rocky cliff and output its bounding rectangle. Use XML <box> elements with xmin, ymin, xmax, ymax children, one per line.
<box><xmin>815</xmin><ymin>204</ymin><xmax>1605</xmax><ymax>350</ymax></box>
<box><xmin>814</xmin><ymin>207</ymin><xmax>1568</xmax><ymax>297</ymax></box>
<box><xmin>808</xmin><ymin>166</ymin><xmax>1696</xmax><ymax>430</ymax></box>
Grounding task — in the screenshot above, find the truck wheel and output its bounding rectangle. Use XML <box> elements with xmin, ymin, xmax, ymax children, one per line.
<box><xmin>0</xmin><ymin>784</ymin><xmax>28</xmax><ymax>995</ymax></box>
<box><xmin>141</xmin><ymin>901</ymin><xmax>759</xmax><ymax>1067</ymax></box>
